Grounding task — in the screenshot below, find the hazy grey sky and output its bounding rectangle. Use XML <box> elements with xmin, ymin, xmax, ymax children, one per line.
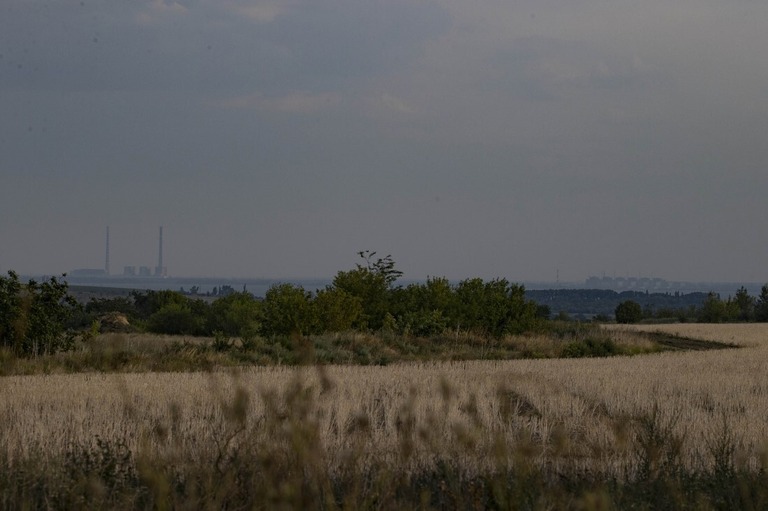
<box><xmin>2</xmin><ymin>0</ymin><xmax>767</xmax><ymax>282</ymax></box>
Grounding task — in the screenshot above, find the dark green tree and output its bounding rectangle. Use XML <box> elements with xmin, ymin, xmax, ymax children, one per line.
<box><xmin>754</xmin><ymin>284</ymin><xmax>768</xmax><ymax>322</ymax></box>
<box><xmin>0</xmin><ymin>271</ymin><xmax>79</xmax><ymax>356</ymax></box>
<box><xmin>615</xmin><ymin>300</ymin><xmax>643</xmax><ymax>324</ymax></box>
<box><xmin>451</xmin><ymin>278</ymin><xmax>539</xmax><ymax>337</ymax></box>
<box><xmin>728</xmin><ymin>286</ymin><xmax>754</xmax><ymax>322</ymax></box>
<box><xmin>147</xmin><ymin>302</ymin><xmax>206</xmax><ymax>335</ymax></box>
<box><xmin>207</xmin><ymin>292</ymin><xmax>262</xmax><ymax>338</ymax></box>
<box><xmin>699</xmin><ymin>292</ymin><xmax>727</xmax><ymax>323</ymax></box>
<box><xmin>331</xmin><ymin>251</ymin><xmax>402</xmax><ymax>330</ymax></box>
<box><xmin>261</xmin><ymin>283</ymin><xmax>315</xmax><ymax>337</ymax></box>
<box><xmin>131</xmin><ymin>290</ymin><xmax>188</xmax><ymax>320</ymax></box>
<box><xmin>133</xmin><ymin>290</ymin><xmax>209</xmax><ymax>335</ymax></box>
<box><xmin>0</xmin><ymin>271</ymin><xmax>23</xmax><ymax>349</ymax></box>
<box><xmin>357</xmin><ymin>250</ymin><xmax>403</xmax><ymax>285</ymax></box>
<box><xmin>389</xmin><ymin>277</ymin><xmax>456</xmax><ymax>336</ymax></box>
<box><xmin>312</xmin><ymin>288</ymin><xmax>362</xmax><ymax>333</ymax></box>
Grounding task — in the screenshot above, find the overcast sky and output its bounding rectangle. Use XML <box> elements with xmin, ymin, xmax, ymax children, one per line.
<box><xmin>2</xmin><ymin>0</ymin><xmax>767</xmax><ymax>283</ymax></box>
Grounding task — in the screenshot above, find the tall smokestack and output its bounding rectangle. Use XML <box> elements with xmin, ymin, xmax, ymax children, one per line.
<box><xmin>105</xmin><ymin>226</ymin><xmax>110</xmax><ymax>275</ymax></box>
<box><xmin>156</xmin><ymin>226</ymin><xmax>164</xmax><ymax>277</ymax></box>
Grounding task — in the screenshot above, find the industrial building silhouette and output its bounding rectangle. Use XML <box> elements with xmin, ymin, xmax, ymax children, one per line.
<box><xmin>70</xmin><ymin>226</ymin><xmax>166</xmax><ymax>278</ymax></box>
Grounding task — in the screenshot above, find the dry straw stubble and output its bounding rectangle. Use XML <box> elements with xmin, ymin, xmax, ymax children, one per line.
<box><xmin>2</xmin><ymin>324</ymin><xmax>768</xmax><ymax>508</ymax></box>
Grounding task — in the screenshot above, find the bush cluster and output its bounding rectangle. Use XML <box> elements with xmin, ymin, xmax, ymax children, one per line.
<box><xmin>0</xmin><ymin>271</ymin><xmax>79</xmax><ymax>356</ymax></box>
<box><xmin>83</xmin><ymin>252</ymin><xmax>546</xmax><ymax>340</ymax></box>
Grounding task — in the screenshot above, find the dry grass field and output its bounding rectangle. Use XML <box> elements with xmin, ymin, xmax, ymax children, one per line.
<box><xmin>609</xmin><ymin>322</ymin><xmax>768</xmax><ymax>348</ymax></box>
<box><xmin>2</xmin><ymin>323</ymin><xmax>768</xmax><ymax>508</ymax></box>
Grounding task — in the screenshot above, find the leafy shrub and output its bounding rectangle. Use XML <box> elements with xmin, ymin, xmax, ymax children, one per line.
<box><xmin>451</xmin><ymin>278</ymin><xmax>541</xmax><ymax>337</ymax></box>
<box><xmin>698</xmin><ymin>292</ymin><xmax>728</xmax><ymax>323</ymax></box>
<box><xmin>261</xmin><ymin>283</ymin><xmax>315</xmax><ymax>337</ymax></box>
<box><xmin>210</xmin><ymin>331</ymin><xmax>234</xmax><ymax>353</ymax></box>
<box><xmin>130</xmin><ymin>290</ymin><xmax>189</xmax><ymax>320</ymax></box>
<box><xmin>207</xmin><ymin>292</ymin><xmax>262</xmax><ymax>338</ymax></box>
<box><xmin>615</xmin><ymin>300</ymin><xmax>643</xmax><ymax>324</ymax></box>
<box><xmin>147</xmin><ymin>303</ymin><xmax>205</xmax><ymax>335</ymax></box>
<box><xmin>312</xmin><ymin>288</ymin><xmax>362</xmax><ymax>333</ymax></box>
<box><xmin>0</xmin><ymin>271</ymin><xmax>79</xmax><ymax>356</ymax></box>
<box><xmin>563</xmin><ymin>337</ymin><xmax>618</xmax><ymax>358</ymax></box>
<box><xmin>399</xmin><ymin>309</ymin><xmax>449</xmax><ymax>337</ymax></box>
<box><xmin>331</xmin><ymin>259</ymin><xmax>392</xmax><ymax>330</ymax></box>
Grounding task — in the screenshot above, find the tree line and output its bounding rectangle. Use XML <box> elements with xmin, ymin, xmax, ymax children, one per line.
<box><xmin>615</xmin><ymin>285</ymin><xmax>768</xmax><ymax>324</ymax></box>
<box><xmin>526</xmin><ymin>289</ymin><xmax>710</xmax><ymax>320</ymax></box>
<box><xmin>98</xmin><ymin>251</ymin><xmax>545</xmax><ymax>338</ymax></box>
<box><xmin>0</xmin><ymin>252</ymin><xmax>547</xmax><ymax>357</ymax></box>
<box><xmin>4</xmin><ymin>252</ymin><xmax>768</xmax><ymax>357</ymax></box>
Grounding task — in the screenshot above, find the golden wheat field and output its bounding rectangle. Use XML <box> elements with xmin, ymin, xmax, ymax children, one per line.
<box><xmin>2</xmin><ymin>323</ymin><xmax>768</xmax><ymax>479</ymax></box>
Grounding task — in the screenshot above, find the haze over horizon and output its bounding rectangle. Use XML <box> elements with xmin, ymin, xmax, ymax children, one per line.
<box><xmin>2</xmin><ymin>1</ymin><xmax>767</xmax><ymax>283</ymax></box>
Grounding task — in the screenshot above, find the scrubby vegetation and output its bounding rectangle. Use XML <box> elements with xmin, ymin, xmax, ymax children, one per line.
<box><xmin>3</xmin><ymin>253</ymin><xmax>764</xmax><ymax>366</ymax></box>
<box><xmin>0</xmin><ymin>253</ymin><xmax>744</xmax><ymax>375</ymax></box>
<box><xmin>0</xmin><ymin>325</ymin><xmax>697</xmax><ymax>376</ymax></box>
<box><xmin>84</xmin><ymin>252</ymin><xmax>547</xmax><ymax>341</ymax></box>
<box><xmin>0</xmin><ymin>271</ymin><xmax>78</xmax><ymax>356</ymax></box>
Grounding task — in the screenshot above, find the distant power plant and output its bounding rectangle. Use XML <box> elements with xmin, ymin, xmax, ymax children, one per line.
<box><xmin>120</xmin><ymin>226</ymin><xmax>167</xmax><ymax>278</ymax></box>
<box><xmin>70</xmin><ymin>227</ymin><xmax>167</xmax><ymax>278</ymax></box>
<box><xmin>156</xmin><ymin>226</ymin><xmax>165</xmax><ymax>277</ymax></box>
<box><xmin>105</xmin><ymin>226</ymin><xmax>110</xmax><ymax>275</ymax></box>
